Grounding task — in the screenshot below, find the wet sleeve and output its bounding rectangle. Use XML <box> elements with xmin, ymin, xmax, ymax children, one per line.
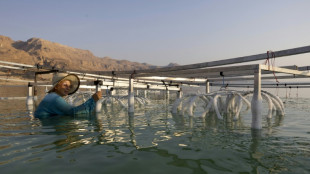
<box><xmin>54</xmin><ymin>96</ymin><xmax>96</xmax><ymax>115</ymax></box>
<box><xmin>72</xmin><ymin>97</ymin><xmax>96</xmax><ymax>115</ymax></box>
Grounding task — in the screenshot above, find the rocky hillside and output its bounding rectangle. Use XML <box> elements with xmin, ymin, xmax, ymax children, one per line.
<box><xmin>0</xmin><ymin>35</ymin><xmax>158</xmax><ymax>72</ymax></box>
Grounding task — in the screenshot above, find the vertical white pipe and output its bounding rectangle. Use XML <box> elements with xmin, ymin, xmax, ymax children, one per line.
<box><xmin>111</xmin><ymin>80</ymin><xmax>116</xmax><ymax>96</ymax></box>
<box><xmin>206</xmin><ymin>80</ymin><xmax>210</xmax><ymax>93</ymax></box>
<box><xmin>251</xmin><ymin>65</ymin><xmax>263</xmax><ymax>129</ymax></box>
<box><xmin>95</xmin><ymin>81</ymin><xmax>102</xmax><ymax>112</ymax></box>
<box><xmin>128</xmin><ymin>77</ymin><xmax>134</xmax><ymax>113</ymax></box>
<box><xmin>136</xmin><ymin>90</ymin><xmax>139</xmax><ymax>97</ymax></box>
<box><xmin>172</xmin><ymin>87</ymin><xmax>183</xmax><ymax>114</ymax></box>
<box><xmin>26</xmin><ymin>83</ymin><xmax>34</xmax><ymax>105</ymax></box>
<box><xmin>177</xmin><ymin>86</ymin><xmax>183</xmax><ymax>99</ymax></box>
<box><xmin>143</xmin><ymin>90</ymin><xmax>147</xmax><ymax>98</ymax></box>
<box><xmin>166</xmin><ymin>90</ymin><xmax>170</xmax><ymax>101</ymax></box>
<box><xmin>110</xmin><ymin>88</ymin><xmax>115</xmax><ymax>96</ymax></box>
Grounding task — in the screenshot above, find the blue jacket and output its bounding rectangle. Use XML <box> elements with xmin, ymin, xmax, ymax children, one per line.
<box><xmin>34</xmin><ymin>92</ymin><xmax>96</xmax><ymax>118</ymax></box>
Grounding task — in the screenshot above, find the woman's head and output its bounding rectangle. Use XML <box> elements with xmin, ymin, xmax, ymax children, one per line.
<box><xmin>53</xmin><ymin>79</ymin><xmax>72</xmax><ymax>96</ymax></box>
<box><xmin>48</xmin><ymin>73</ymin><xmax>80</xmax><ymax>96</ymax></box>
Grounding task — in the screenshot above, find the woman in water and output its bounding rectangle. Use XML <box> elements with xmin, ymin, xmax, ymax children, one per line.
<box><xmin>34</xmin><ymin>72</ymin><xmax>102</xmax><ymax>118</ymax></box>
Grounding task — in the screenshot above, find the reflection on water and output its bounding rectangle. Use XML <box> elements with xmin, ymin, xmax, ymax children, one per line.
<box><xmin>0</xmin><ymin>97</ymin><xmax>310</xmax><ymax>173</ymax></box>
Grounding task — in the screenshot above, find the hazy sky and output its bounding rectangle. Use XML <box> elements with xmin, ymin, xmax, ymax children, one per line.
<box><xmin>1</xmin><ymin>0</ymin><xmax>310</xmax><ymax>66</ymax></box>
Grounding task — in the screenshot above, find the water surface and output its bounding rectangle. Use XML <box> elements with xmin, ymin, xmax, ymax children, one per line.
<box><xmin>0</xmin><ymin>94</ymin><xmax>309</xmax><ymax>174</ymax></box>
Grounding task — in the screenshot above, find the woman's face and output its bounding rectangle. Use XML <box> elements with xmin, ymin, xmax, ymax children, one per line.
<box><xmin>54</xmin><ymin>80</ymin><xmax>72</xmax><ymax>97</ymax></box>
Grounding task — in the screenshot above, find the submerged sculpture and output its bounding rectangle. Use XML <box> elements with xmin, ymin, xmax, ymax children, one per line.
<box><xmin>65</xmin><ymin>91</ymin><xmax>151</xmax><ymax>110</ymax></box>
<box><xmin>63</xmin><ymin>88</ymin><xmax>285</xmax><ymax>121</ymax></box>
<box><xmin>172</xmin><ymin>89</ymin><xmax>285</xmax><ymax>120</ymax></box>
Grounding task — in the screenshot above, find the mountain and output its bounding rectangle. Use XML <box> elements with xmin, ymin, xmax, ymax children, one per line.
<box><xmin>166</xmin><ymin>62</ymin><xmax>180</xmax><ymax>67</ymax></box>
<box><xmin>0</xmin><ymin>35</ymin><xmax>159</xmax><ymax>72</ymax></box>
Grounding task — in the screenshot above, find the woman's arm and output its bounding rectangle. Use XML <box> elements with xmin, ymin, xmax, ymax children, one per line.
<box><xmin>54</xmin><ymin>96</ymin><xmax>96</xmax><ymax>115</ymax></box>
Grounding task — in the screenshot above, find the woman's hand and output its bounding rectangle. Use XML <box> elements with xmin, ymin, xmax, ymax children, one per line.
<box><xmin>92</xmin><ymin>91</ymin><xmax>102</xmax><ymax>102</ymax></box>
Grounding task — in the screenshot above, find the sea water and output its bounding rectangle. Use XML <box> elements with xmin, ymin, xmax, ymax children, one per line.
<box><xmin>0</xmin><ymin>89</ymin><xmax>309</xmax><ymax>174</ymax></box>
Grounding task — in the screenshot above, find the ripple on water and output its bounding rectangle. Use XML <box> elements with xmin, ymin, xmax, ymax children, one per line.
<box><xmin>0</xmin><ymin>97</ymin><xmax>310</xmax><ymax>173</ymax></box>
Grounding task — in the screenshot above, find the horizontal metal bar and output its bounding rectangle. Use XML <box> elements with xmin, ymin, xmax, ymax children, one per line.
<box><xmin>206</xmin><ymin>74</ymin><xmax>309</xmax><ymax>82</ymax></box>
<box><xmin>0</xmin><ymin>64</ymin><xmax>27</xmax><ymax>70</ymax></box>
<box><xmin>135</xmin><ymin>65</ymin><xmax>298</xmax><ymax>79</ymax></box>
<box><xmin>135</xmin><ymin>64</ymin><xmax>259</xmax><ymax>78</ymax></box>
<box><xmin>0</xmin><ymin>97</ymin><xmax>28</xmax><ymax>100</ymax></box>
<box><xmin>211</xmin><ymin>84</ymin><xmax>310</xmax><ymax>88</ymax></box>
<box><xmin>210</xmin><ymin>82</ymin><xmax>310</xmax><ymax>86</ymax></box>
<box><xmin>96</xmin><ymin>45</ymin><xmax>310</xmax><ymax>75</ymax></box>
<box><xmin>0</xmin><ymin>60</ymin><xmax>36</xmax><ymax>68</ymax></box>
<box><xmin>261</xmin><ymin>65</ymin><xmax>310</xmax><ymax>77</ymax></box>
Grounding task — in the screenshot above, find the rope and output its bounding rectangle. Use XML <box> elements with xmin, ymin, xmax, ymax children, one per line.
<box><xmin>265</xmin><ymin>51</ymin><xmax>279</xmax><ymax>83</ymax></box>
<box><xmin>130</xmin><ymin>70</ymin><xmax>136</xmax><ymax>79</ymax></box>
<box><xmin>275</xmin><ymin>83</ymin><xmax>279</xmax><ymax>96</ymax></box>
<box><xmin>285</xmin><ymin>84</ymin><xmax>288</xmax><ymax>99</ymax></box>
<box><xmin>220</xmin><ymin>72</ymin><xmax>225</xmax><ymax>89</ymax></box>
